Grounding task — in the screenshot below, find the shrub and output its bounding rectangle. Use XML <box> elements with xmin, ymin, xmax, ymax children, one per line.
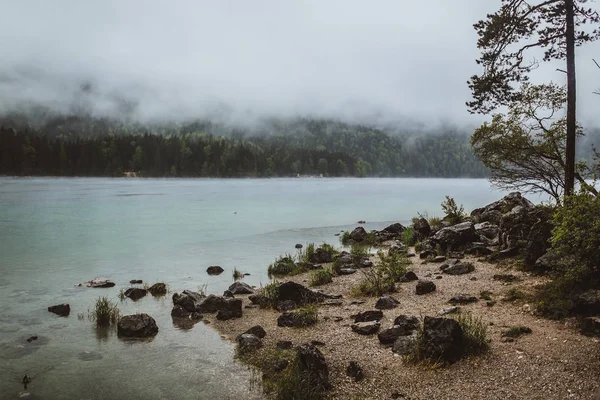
<box><xmin>351</xmin><ymin>266</ymin><xmax>395</xmax><ymax>297</ymax></box>
<box><xmin>441</xmin><ymin>195</ymin><xmax>466</xmax><ymax>224</ymax></box>
<box><xmin>319</xmin><ymin>242</ymin><xmax>338</xmax><ymax>256</ymax></box>
<box><xmin>91</xmin><ymin>297</ymin><xmax>120</xmax><ymax>328</ymax></box>
<box><xmin>255</xmin><ymin>280</ymin><xmax>280</xmax><ymax>309</ymax></box>
<box><xmin>309</xmin><ymin>269</ymin><xmax>333</xmax><ymax>287</ymax></box>
<box><xmin>340</xmin><ymin>231</ymin><xmax>351</xmax><ymax>245</ymax></box>
<box><xmin>453</xmin><ymin>312</ymin><xmax>490</xmax><ymax>356</ymax></box>
<box><xmin>402</xmin><ymin>227</ymin><xmax>416</xmax><ymax>246</ymax></box>
<box><xmin>233</xmin><ymin>267</ymin><xmax>243</xmax><ymax>281</ymax></box>
<box><xmin>268</xmin><ymin>255</ymin><xmax>303</xmax><ymax>276</ymax></box>
<box><xmin>377</xmin><ymin>250</ymin><xmax>409</xmax><ymax>282</ymax></box>
<box><xmin>297</xmin><ymin>243</ymin><xmax>315</xmax><ymax>264</ymax></box>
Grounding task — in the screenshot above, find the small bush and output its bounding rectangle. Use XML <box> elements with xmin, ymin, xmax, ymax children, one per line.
<box><xmin>441</xmin><ymin>195</ymin><xmax>466</xmax><ymax>224</ymax></box>
<box><xmin>319</xmin><ymin>242</ymin><xmax>338</xmax><ymax>256</ymax></box>
<box><xmin>91</xmin><ymin>297</ymin><xmax>120</xmax><ymax>328</ymax></box>
<box><xmin>256</xmin><ymin>280</ymin><xmax>280</xmax><ymax>309</ymax></box>
<box><xmin>377</xmin><ymin>250</ymin><xmax>409</xmax><ymax>282</ymax></box>
<box><xmin>309</xmin><ymin>269</ymin><xmax>333</xmax><ymax>287</ymax></box>
<box><xmin>402</xmin><ymin>227</ymin><xmax>416</xmax><ymax>246</ymax></box>
<box><xmin>351</xmin><ymin>267</ymin><xmax>395</xmax><ymax>297</ymax></box>
<box><xmin>502</xmin><ymin>325</ymin><xmax>532</xmax><ymax>338</ymax></box>
<box><xmin>268</xmin><ymin>255</ymin><xmax>303</xmax><ymax>276</ymax></box>
<box><xmin>340</xmin><ymin>231</ymin><xmax>351</xmax><ymax>245</ymax></box>
<box><xmin>286</xmin><ymin>305</ymin><xmax>319</xmax><ymax>327</ymax></box>
<box><xmin>297</xmin><ymin>243</ymin><xmax>315</xmax><ymax>264</ymax></box>
<box><xmin>453</xmin><ymin>312</ymin><xmax>490</xmax><ymax>356</ymax></box>
<box><xmin>428</xmin><ymin>216</ymin><xmax>442</xmax><ymax>230</ymax></box>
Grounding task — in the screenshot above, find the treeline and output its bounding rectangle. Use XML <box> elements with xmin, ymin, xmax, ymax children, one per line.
<box><xmin>0</xmin><ymin>117</ymin><xmax>489</xmax><ymax>178</ymax></box>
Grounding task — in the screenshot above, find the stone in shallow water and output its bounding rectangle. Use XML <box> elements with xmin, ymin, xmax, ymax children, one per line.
<box><xmin>77</xmin><ymin>351</ymin><xmax>103</xmax><ymax>361</ymax></box>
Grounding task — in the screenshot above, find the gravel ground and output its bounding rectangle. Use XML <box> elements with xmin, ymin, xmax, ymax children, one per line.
<box><xmin>210</xmin><ymin>253</ymin><xmax>600</xmax><ymax>400</ymax></box>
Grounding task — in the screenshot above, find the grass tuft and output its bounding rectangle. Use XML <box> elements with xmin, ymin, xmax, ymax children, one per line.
<box><xmin>453</xmin><ymin>312</ymin><xmax>490</xmax><ymax>356</ymax></box>
<box><xmin>309</xmin><ymin>269</ymin><xmax>333</xmax><ymax>287</ymax></box>
<box><xmin>502</xmin><ymin>325</ymin><xmax>532</xmax><ymax>338</ymax></box>
<box><xmin>90</xmin><ymin>296</ymin><xmax>121</xmax><ymax>328</ymax></box>
<box><xmin>233</xmin><ymin>267</ymin><xmax>243</xmax><ymax>281</ymax></box>
<box><xmin>255</xmin><ymin>280</ymin><xmax>280</xmax><ymax>309</ymax></box>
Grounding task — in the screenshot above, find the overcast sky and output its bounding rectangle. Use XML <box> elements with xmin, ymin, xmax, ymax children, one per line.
<box><xmin>0</xmin><ymin>0</ymin><xmax>598</xmax><ymax>126</ymax></box>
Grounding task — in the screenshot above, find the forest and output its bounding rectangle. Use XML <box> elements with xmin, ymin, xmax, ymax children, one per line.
<box><xmin>0</xmin><ymin>115</ymin><xmax>491</xmax><ymax>178</ymax></box>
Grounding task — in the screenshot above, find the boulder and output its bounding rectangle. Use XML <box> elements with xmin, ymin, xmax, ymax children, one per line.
<box><xmin>471</xmin><ymin>192</ymin><xmax>534</xmax><ymax>223</ymax></box>
<box><xmin>389</xmin><ymin>243</ymin><xmax>407</xmax><ymax>256</ymax></box>
<box><xmin>129</xmin><ymin>279</ymin><xmax>143</xmax><ymax>284</ymax></box>
<box><xmin>419</xmin><ymin>250</ymin><xmax>436</xmax><ymax>259</ymax></box>
<box><xmin>383</xmin><ymin>223</ymin><xmax>405</xmax><ymax>235</ymax></box>
<box><xmin>237</xmin><ymin>333</ymin><xmax>262</xmax><ymax>351</ymax></box>
<box><xmin>421</xmin><ymin>316</ymin><xmax>464</xmax><ymax>363</ymax></box>
<box><xmin>573</xmin><ymin>290</ymin><xmax>600</xmax><ymax>315</ymax></box>
<box><xmin>81</xmin><ymin>278</ymin><xmax>115</xmax><ymax>288</ymax></box>
<box><xmin>448</xmin><ymin>294</ymin><xmax>478</xmax><ymax>305</ymax></box>
<box><xmin>524</xmin><ymin>219</ymin><xmax>553</xmax><ymax>266</ymax></box>
<box><xmin>412</xmin><ymin>217</ymin><xmax>431</xmax><ymax>238</ymax></box>
<box><xmin>350</xmin><ymin>227</ymin><xmax>368</xmax><ymax>242</ymax></box>
<box><xmin>296</xmin><ymin>344</ymin><xmax>330</xmax><ymax>390</ymax></box>
<box><xmin>432</xmin><ymin>222</ymin><xmax>477</xmax><ymax>251</ymax></box>
<box><xmin>206</xmin><ymin>266</ymin><xmax>224</xmax><ymax>275</ymax></box>
<box><xmin>534</xmin><ymin>250</ymin><xmax>562</xmax><ymax>272</ymax></box>
<box><xmin>124</xmin><ymin>288</ymin><xmax>147</xmax><ymax>301</ymax></box>
<box><xmin>432</xmin><ymin>255</ymin><xmax>446</xmax><ymax>263</ymax></box>
<box><xmin>117</xmin><ymin>313</ymin><xmax>158</xmax><ymax>338</ymax></box>
<box><xmin>474</xmin><ymin>222</ymin><xmax>499</xmax><ymax>239</ymax></box>
<box><xmin>278</xmin><ymin>281</ymin><xmax>325</xmax><ymax>305</ymax></box>
<box><xmin>48</xmin><ymin>304</ymin><xmax>70</xmax><ymax>317</ymax></box>
<box><xmin>346</xmin><ymin>361</ymin><xmax>364</xmax><ymax>382</ymax></box>
<box><xmin>276</xmin><ymin>300</ymin><xmax>298</xmax><ymax>312</ymax></box>
<box><xmin>310</xmin><ymin>247</ymin><xmax>334</xmax><ymax>264</ymax></box>
<box><xmin>228</xmin><ymin>281</ymin><xmax>254</xmax><ymax>295</ymax></box>
<box><xmin>393</xmin><ymin>315</ymin><xmax>420</xmax><ymax>333</ymax></box>
<box><xmin>416</xmin><ymin>280</ymin><xmax>436</xmax><ymax>295</ymax></box>
<box><xmin>222</xmin><ymin>290</ymin><xmax>234</xmax><ymax>298</ymax></box>
<box><xmin>196</xmin><ymin>295</ymin><xmax>243</xmax><ymax>319</ymax></box>
<box><xmin>392</xmin><ymin>333</ymin><xmax>418</xmax><ymax>355</ymax></box>
<box><xmin>241</xmin><ymin>326</ymin><xmax>266</xmax><ymax>339</ymax></box>
<box><xmin>353</xmin><ymin>310</ymin><xmax>383</xmax><ymax>323</ymax></box>
<box><xmin>441</xmin><ymin>262</ymin><xmax>475</xmax><ymax>275</ymax></box>
<box><xmin>351</xmin><ymin>321</ymin><xmax>380</xmax><ymax>335</ymax></box>
<box><xmin>580</xmin><ymin>317</ymin><xmax>600</xmax><ymax>336</ymax></box>
<box><xmin>400</xmin><ymin>271</ymin><xmax>418</xmax><ymax>282</ymax></box>
<box><xmin>375</xmin><ymin>295</ymin><xmax>400</xmax><ymax>310</ymax></box>
<box><xmin>465</xmin><ymin>245</ymin><xmax>493</xmax><ymax>256</ymax></box>
<box><xmin>277</xmin><ymin>340</ymin><xmax>294</xmax><ymax>350</ymax></box>
<box><xmin>173</xmin><ymin>290</ymin><xmax>206</xmax><ymax>313</ymax></box>
<box><xmin>338</xmin><ymin>268</ymin><xmax>357</xmax><ymax>275</ymax></box>
<box><xmin>148</xmin><ymin>283</ymin><xmax>167</xmax><ymax>296</ymax></box>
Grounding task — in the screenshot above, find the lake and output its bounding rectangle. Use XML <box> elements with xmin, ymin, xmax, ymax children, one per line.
<box><xmin>0</xmin><ymin>177</ymin><xmax>511</xmax><ymax>399</ymax></box>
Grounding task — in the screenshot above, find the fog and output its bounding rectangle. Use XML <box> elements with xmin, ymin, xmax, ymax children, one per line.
<box><xmin>0</xmin><ymin>0</ymin><xmax>599</xmax><ymax>127</ymax></box>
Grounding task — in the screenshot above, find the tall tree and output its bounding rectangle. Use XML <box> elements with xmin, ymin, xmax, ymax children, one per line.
<box><xmin>467</xmin><ymin>0</ymin><xmax>599</xmax><ymax>196</ymax></box>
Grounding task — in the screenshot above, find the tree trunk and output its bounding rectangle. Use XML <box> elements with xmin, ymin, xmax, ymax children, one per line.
<box><xmin>565</xmin><ymin>0</ymin><xmax>576</xmax><ymax>196</ymax></box>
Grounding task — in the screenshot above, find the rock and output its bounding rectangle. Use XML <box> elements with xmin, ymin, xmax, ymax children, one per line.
<box><xmin>48</xmin><ymin>304</ymin><xmax>70</xmax><ymax>317</ymax></box>
<box><xmin>393</xmin><ymin>315</ymin><xmax>420</xmax><ymax>333</ymax></box>
<box><xmin>432</xmin><ymin>222</ymin><xmax>477</xmax><ymax>251</ymax></box>
<box><xmin>471</xmin><ymin>192</ymin><xmax>534</xmax><ymax>223</ymax></box>
<box><xmin>173</xmin><ymin>290</ymin><xmax>206</xmax><ymax>312</ymax></box>
<box><xmin>296</xmin><ymin>344</ymin><xmax>330</xmax><ymax>389</ymax></box>
<box><xmin>338</xmin><ymin>268</ymin><xmax>357</xmax><ymax>275</ymax></box>
<box><xmin>580</xmin><ymin>317</ymin><xmax>600</xmax><ymax>336</ymax></box>
<box><xmin>278</xmin><ymin>281</ymin><xmax>325</xmax><ymax>305</ymax></box>
<box><xmin>436</xmin><ymin>275</ymin><xmax>443</xmax><ymax>279</ymax></box>
<box><xmin>241</xmin><ymin>325</ymin><xmax>267</xmax><ymax>339</ymax></box>
<box><xmin>295</xmin><ymin>244</ymin><xmax>303</xmax><ymax>249</ymax></box>
<box><xmin>206</xmin><ymin>266</ymin><xmax>224</xmax><ymax>275</ymax></box>
<box><xmin>248</xmin><ymin>294</ymin><xmax>261</xmax><ymax>305</ymax></box>
<box><xmin>117</xmin><ymin>313</ymin><xmax>159</xmax><ymax>338</ymax></box>
<box><xmin>474</xmin><ymin>221</ymin><xmax>499</xmax><ymax>239</ymax></box>
<box><xmin>493</xmin><ymin>274</ymin><xmax>520</xmax><ymax>282</ymax></box>
<box><xmin>358</xmin><ymin>220</ymin><xmax>366</xmax><ymax>224</ymax></box>
<box><xmin>441</xmin><ymin>262</ymin><xmax>475</xmax><ymax>275</ymax></box>
<box><xmin>346</xmin><ymin>361</ymin><xmax>364</xmax><ymax>382</ymax></box>
<box><xmin>375</xmin><ymin>295</ymin><xmax>400</xmax><ymax>310</ymax></box>
<box><xmin>412</xmin><ymin>217</ymin><xmax>431</xmax><ymax>238</ymax></box>
<box><xmin>392</xmin><ymin>333</ymin><xmax>418</xmax><ymax>355</ymax></box>
<box><xmin>534</xmin><ymin>250</ymin><xmax>562</xmax><ymax>272</ymax></box>
<box><xmin>419</xmin><ymin>250</ymin><xmax>436</xmax><ymax>259</ymax></box>
<box><xmin>310</xmin><ymin>247</ymin><xmax>334</xmax><ymax>264</ymax></box>
<box><xmin>237</xmin><ymin>333</ymin><xmax>262</xmax><ymax>351</ymax></box>
<box><xmin>351</xmin><ymin>321</ymin><xmax>380</xmax><ymax>335</ymax></box>
<box><xmin>439</xmin><ymin>306</ymin><xmax>459</xmax><ymax>315</ymax></box>
<box><xmin>350</xmin><ymin>226</ymin><xmax>367</xmax><ymax>242</ymax></box>
<box><xmin>222</xmin><ymin>290</ymin><xmax>234</xmax><ymax>298</ymax></box>
<box><xmin>196</xmin><ymin>295</ymin><xmax>243</xmax><ymax>319</ymax></box>
<box><xmin>421</xmin><ymin>316</ymin><xmax>464</xmax><ymax>363</ymax></box>
<box><xmin>276</xmin><ymin>300</ymin><xmax>298</xmax><ymax>312</ymax></box>
<box><xmin>81</xmin><ymin>278</ymin><xmax>115</xmax><ymax>288</ymax></box>
<box><xmin>228</xmin><ymin>281</ymin><xmax>254</xmax><ymax>295</ymax></box>
<box><xmin>448</xmin><ymin>294</ymin><xmax>478</xmax><ymax>305</ymax></box>
<box><xmin>148</xmin><ymin>282</ymin><xmax>167</xmax><ymax>296</ymax></box>
<box><xmin>383</xmin><ymin>223</ymin><xmax>405</xmax><ymax>235</ymax></box>
<box><xmin>432</xmin><ymin>255</ymin><xmax>446</xmax><ymax>263</ymax></box>
<box><xmin>465</xmin><ymin>244</ymin><xmax>493</xmax><ymax>256</ymax></box>
<box><xmin>171</xmin><ymin>305</ymin><xmax>200</xmax><ymax>319</ymax></box>
<box><xmin>129</xmin><ymin>279</ymin><xmax>143</xmax><ymax>284</ymax></box>
<box><xmin>26</xmin><ymin>336</ymin><xmax>38</xmax><ymax>342</ymax></box>
<box><xmin>406</xmin><ymin>252</ymin><xmax>416</xmax><ymax>258</ymax></box>
<box><xmin>277</xmin><ymin>340</ymin><xmax>293</xmax><ymax>350</ymax></box>
<box><xmin>277</xmin><ymin>310</ymin><xmax>317</xmax><ymax>327</ymax></box>
<box><xmin>416</xmin><ymin>280</ymin><xmax>436</xmax><ymax>295</ymax></box>
<box><xmin>124</xmin><ymin>287</ymin><xmax>147</xmax><ymax>301</ymax></box>
<box><xmin>573</xmin><ymin>290</ymin><xmax>600</xmax><ymax>315</ymax></box>
<box><xmin>352</xmin><ymin>310</ymin><xmax>383</xmax><ymax>323</ymax></box>
<box><xmin>311</xmin><ymin>340</ymin><xmax>325</xmax><ymax>346</ymax></box>
<box><xmin>399</xmin><ymin>271</ymin><xmax>418</xmax><ymax>283</ymax></box>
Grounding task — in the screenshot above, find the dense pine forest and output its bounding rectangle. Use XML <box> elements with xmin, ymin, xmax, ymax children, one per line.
<box><xmin>0</xmin><ymin>114</ymin><xmax>494</xmax><ymax>178</ymax></box>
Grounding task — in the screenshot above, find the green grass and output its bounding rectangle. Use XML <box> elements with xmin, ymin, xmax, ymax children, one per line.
<box><xmin>237</xmin><ymin>347</ymin><xmax>327</xmax><ymax>400</ymax></box>
<box><xmin>90</xmin><ymin>297</ymin><xmax>121</xmax><ymax>328</ymax></box>
<box><xmin>268</xmin><ymin>255</ymin><xmax>303</xmax><ymax>276</ymax></box>
<box><xmin>402</xmin><ymin>226</ymin><xmax>416</xmax><ymax>246</ymax></box>
<box><xmin>118</xmin><ymin>288</ymin><xmax>126</xmax><ymax>301</ymax></box>
<box><xmin>320</xmin><ymin>242</ymin><xmax>338</xmax><ymax>256</ymax></box>
<box><xmin>428</xmin><ymin>216</ymin><xmax>442</xmax><ymax>230</ymax></box>
<box><xmin>233</xmin><ymin>267</ymin><xmax>243</xmax><ymax>281</ymax></box>
<box><xmin>285</xmin><ymin>304</ymin><xmax>319</xmax><ymax>327</ymax></box>
<box><xmin>351</xmin><ymin>267</ymin><xmax>395</xmax><ymax>297</ymax></box>
<box><xmin>377</xmin><ymin>250</ymin><xmax>409</xmax><ymax>282</ymax></box>
<box><xmin>340</xmin><ymin>231</ymin><xmax>351</xmax><ymax>245</ymax></box>
<box><xmin>479</xmin><ymin>290</ymin><xmax>493</xmax><ymax>301</ymax></box>
<box><xmin>309</xmin><ymin>269</ymin><xmax>333</xmax><ymax>287</ymax></box>
<box><xmin>296</xmin><ymin>243</ymin><xmax>316</xmax><ymax>264</ymax></box>
<box><xmin>503</xmin><ymin>287</ymin><xmax>527</xmax><ymax>302</ymax></box>
<box><xmin>414</xmin><ymin>241</ymin><xmax>423</xmax><ymax>253</ymax></box>
<box><xmin>502</xmin><ymin>325</ymin><xmax>532</xmax><ymax>338</ymax></box>
<box><xmin>453</xmin><ymin>312</ymin><xmax>490</xmax><ymax>356</ymax></box>
<box><xmin>255</xmin><ymin>280</ymin><xmax>280</xmax><ymax>309</ymax></box>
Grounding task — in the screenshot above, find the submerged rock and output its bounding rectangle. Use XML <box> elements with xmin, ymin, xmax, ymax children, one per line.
<box><xmin>48</xmin><ymin>303</ymin><xmax>70</xmax><ymax>317</ymax></box>
<box><xmin>206</xmin><ymin>266</ymin><xmax>224</xmax><ymax>275</ymax></box>
<box><xmin>148</xmin><ymin>283</ymin><xmax>167</xmax><ymax>296</ymax></box>
<box><xmin>124</xmin><ymin>287</ymin><xmax>147</xmax><ymax>301</ymax></box>
<box><xmin>79</xmin><ymin>278</ymin><xmax>115</xmax><ymax>288</ymax></box>
<box><xmin>117</xmin><ymin>313</ymin><xmax>158</xmax><ymax>338</ymax></box>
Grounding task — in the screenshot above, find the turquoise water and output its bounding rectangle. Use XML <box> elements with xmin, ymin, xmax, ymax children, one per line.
<box><xmin>0</xmin><ymin>177</ymin><xmax>508</xmax><ymax>399</ymax></box>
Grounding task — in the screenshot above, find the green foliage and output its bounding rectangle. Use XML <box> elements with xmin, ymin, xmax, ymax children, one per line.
<box><xmin>402</xmin><ymin>227</ymin><xmax>416</xmax><ymax>246</ymax></box>
<box><xmin>255</xmin><ymin>281</ymin><xmax>280</xmax><ymax>309</ymax></box>
<box><xmin>414</xmin><ymin>241</ymin><xmax>423</xmax><ymax>253</ymax></box>
<box><xmin>441</xmin><ymin>196</ymin><xmax>466</xmax><ymax>224</ymax></box>
<box><xmin>502</xmin><ymin>326</ymin><xmax>532</xmax><ymax>338</ymax></box>
<box><xmin>285</xmin><ymin>305</ymin><xmax>319</xmax><ymax>327</ymax></box>
<box><xmin>503</xmin><ymin>287</ymin><xmax>527</xmax><ymax>302</ymax></box>
<box><xmin>296</xmin><ymin>243</ymin><xmax>315</xmax><ymax>265</ymax></box>
<box><xmin>233</xmin><ymin>267</ymin><xmax>243</xmax><ymax>281</ymax></box>
<box><xmin>350</xmin><ymin>252</ymin><xmax>405</xmax><ymax>297</ymax></box>
<box><xmin>268</xmin><ymin>255</ymin><xmax>303</xmax><ymax>276</ymax></box>
<box><xmin>453</xmin><ymin>313</ymin><xmax>490</xmax><ymax>356</ymax></box>
<box><xmin>428</xmin><ymin>216</ymin><xmax>442</xmax><ymax>230</ymax></box>
<box><xmin>237</xmin><ymin>348</ymin><xmax>327</xmax><ymax>400</ymax></box>
<box><xmin>340</xmin><ymin>231</ymin><xmax>351</xmax><ymax>245</ymax></box>
<box><xmin>479</xmin><ymin>291</ymin><xmax>493</xmax><ymax>301</ymax></box>
<box><xmin>377</xmin><ymin>250</ymin><xmax>409</xmax><ymax>283</ymax></box>
<box><xmin>319</xmin><ymin>242</ymin><xmax>338</xmax><ymax>256</ymax></box>
<box><xmin>91</xmin><ymin>297</ymin><xmax>121</xmax><ymax>328</ymax></box>
<box><xmin>309</xmin><ymin>269</ymin><xmax>333</xmax><ymax>287</ymax></box>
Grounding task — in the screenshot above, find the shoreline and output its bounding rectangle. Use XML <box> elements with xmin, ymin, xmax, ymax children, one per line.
<box><xmin>205</xmin><ymin>250</ymin><xmax>600</xmax><ymax>399</ymax></box>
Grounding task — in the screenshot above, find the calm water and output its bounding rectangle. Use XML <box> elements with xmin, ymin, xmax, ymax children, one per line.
<box><xmin>0</xmin><ymin>177</ymin><xmax>509</xmax><ymax>399</ymax></box>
